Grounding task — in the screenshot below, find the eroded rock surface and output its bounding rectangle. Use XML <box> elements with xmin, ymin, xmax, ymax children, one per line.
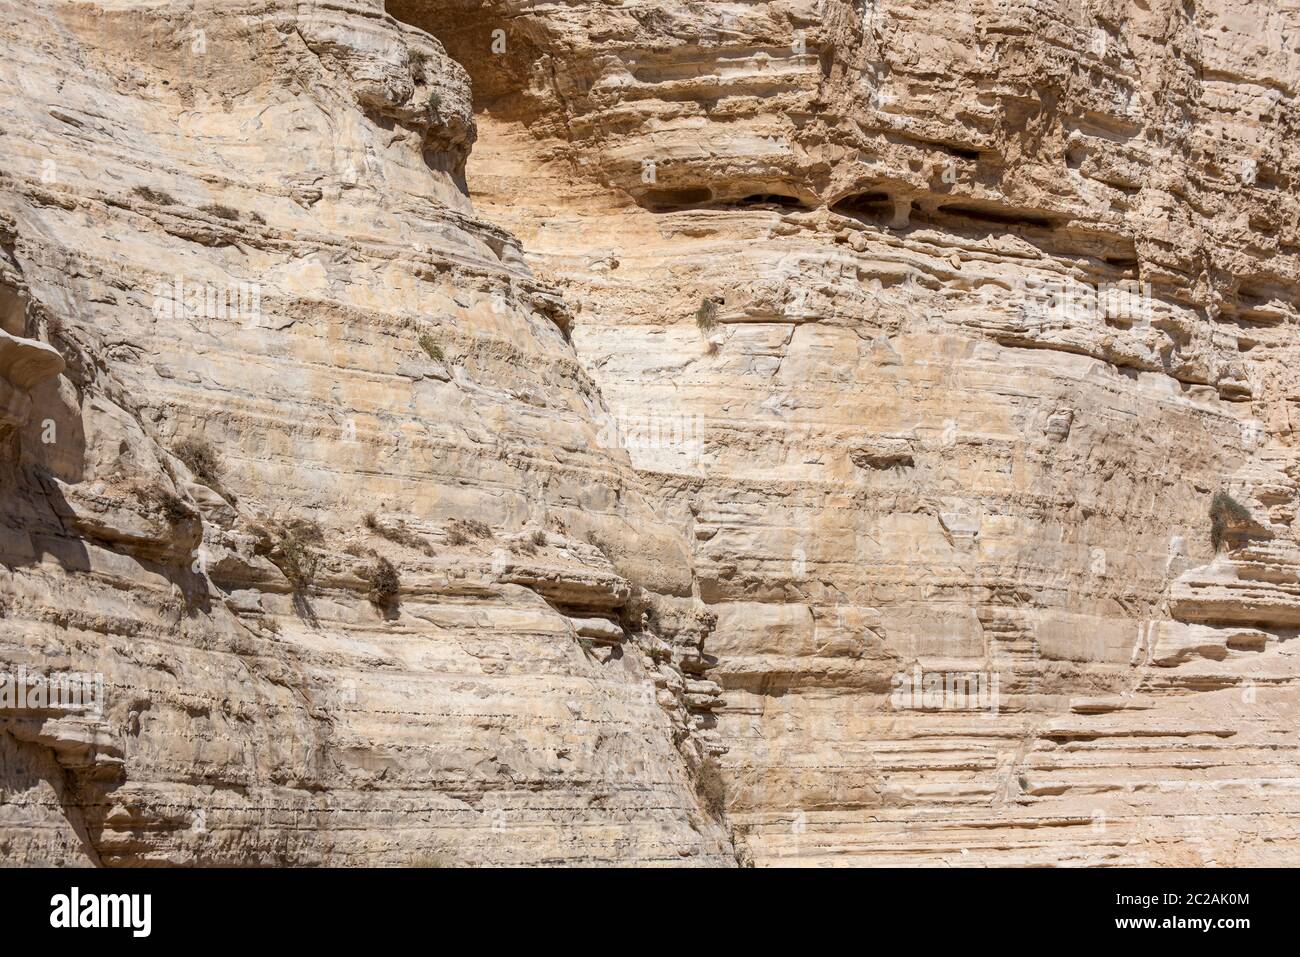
<box><xmin>0</xmin><ymin>0</ymin><xmax>731</xmax><ymax>867</ymax></box>
<box><xmin>2</xmin><ymin>0</ymin><xmax>1299</xmax><ymax>866</ymax></box>
<box><xmin>406</xmin><ymin>0</ymin><xmax>1300</xmax><ymax>865</ymax></box>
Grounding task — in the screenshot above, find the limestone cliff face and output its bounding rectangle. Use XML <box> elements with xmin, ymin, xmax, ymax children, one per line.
<box><xmin>2</xmin><ymin>0</ymin><xmax>1299</xmax><ymax>867</ymax></box>
<box><xmin>392</xmin><ymin>0</ymin><xmax>1300</xmax><ymax>865</ymax></box>
<box><xmin>0</xmin><ymin>0</ymin><xmax>730</xmax><ymax>866</ymax></box>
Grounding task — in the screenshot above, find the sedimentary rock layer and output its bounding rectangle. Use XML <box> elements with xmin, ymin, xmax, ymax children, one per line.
<box><xmin>0</xmin><ymin>0</ymin><xmax>731</xmax><ymax>866</ymax></box>
<box><xmin>404</xmin><ymin>0</ymin><xmax>1300</xmax><ymax>865</ymax></box>
<box><xmin>3</xmin><ymin>0</ymin><xmax>1299</xmax><ymax>867</ymax></box>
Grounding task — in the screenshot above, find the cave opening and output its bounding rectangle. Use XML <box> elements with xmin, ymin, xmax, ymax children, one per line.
<box><xmin>385</xmin><ymin>0</ymin><xmax>537</xmax><ymax>115</ymax></box>
<box><xmin>831</xmin><ymin>191</ymin><xmax>895</xmax><ymax>224</ymax></box>
<box><xmin>638</xmin><ymin>187</ymin><xmax>715</xmax><ymax>211</ymax></box>
<box><xmin>730</xmin><ymin>194</ymin><xmax>807</xmax><ymax>211</ymax></box>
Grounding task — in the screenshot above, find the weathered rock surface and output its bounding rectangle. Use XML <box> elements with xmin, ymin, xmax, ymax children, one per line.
<box><xmin>3</xmin><ymin>0</ymin><xmax>1300</xmax><ymax>866</ymax></box>
<box><xmin>0</xmin><ymin>0</ymin><xmax>731</xmax><ymax>866</ymax></box>
<box><xmin>415</xmin><ymin>0</ymin><xmax>1300</xmax><ymax>864</ymax></box>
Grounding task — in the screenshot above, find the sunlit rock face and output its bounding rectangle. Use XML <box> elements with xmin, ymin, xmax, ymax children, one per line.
<box><xmin>2</xmin><ymin>0</ymin><xmax>1299</xmax><ymax>867</ymax></box>
<box><xmin>393</xmin><ymin>0</ymin><xmax>1300</xmax><ymax>865</ymax></box>
<box><xmin>0</xmin><ymin>0</ymin><xmax>731</xmax><ymax>866</ymax></box>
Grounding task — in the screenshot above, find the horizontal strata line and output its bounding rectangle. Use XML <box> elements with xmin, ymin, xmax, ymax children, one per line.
<box><xmin>0</xmin><ymin>676</ymin><xmax>675</xmax><ymax>725</ymax></box>
<box><xmin>56</xmin><ymin>803</ymin><xmax>713</xmax><ymax>815</ymax></box>
<box><xmin>734</xmin><ymin>809</ymin><xmax>1300</xmax><ymax>825</ymax></box>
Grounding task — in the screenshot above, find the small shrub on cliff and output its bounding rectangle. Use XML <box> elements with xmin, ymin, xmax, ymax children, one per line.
<box><xmin>417</xmin><ymin>333</ymin><xmax>445</xmax><ymax>363</ymax></box>
<box><xmin>640</xmin><ymin>634</ymin><xmax>669</xmax><ymax>664</ymax></box>
<box><xmin>694</xmin><ymin>298</ymin><xmax>718</xmax><ymax>332</ymax></box>
<box><xmin>285</xmin><ymin>517</ymin><xmax>324</xmax><ymax>544</ymax></box>
<box><xmin>410</xmin><ymin>50</ymin><xmax>429</xmax><ymax>84</ymax></box>
<box><xmin>584</xmin><ymin>529</ymin><xmax>614</xmax><ymax>559</ymax></box>
<box><xmin>512</xmin><ymin>528</ymin><xmax>548</xmax><ymax>556</ymax></box>
<box><xmin>446</xmin><ymin>518</ymin><xmax>491</xmax><ymax>546</ymax></box>
<box><xmin>364</xmin><ymin>556</ymin><xmax>400</xmax><ymax>607</ymax></box>
<box><xmin>173</xmin><ymin>437</ymin><xmax>222</xmax><ymax>486</ymax></box>
<box><xmin>132</xmin><ymin>185</ymin><xmax>176</xmax><ymax>206</ymax></box>
<box><xmin>426</xmin><ymin>91</ymin><xmax>442</xmax><ymax>118</ymax></box>
<box><xmin>201</xmin><ymin>203</ymin><xmax>240</xmax><ymax>221</ymax></box>
<box><xmin>272</xmin><ymin>524</ymin><xmax>322</xmax><ymax>593</ymax></box>
<box><xmin>407</xmin><ymin>849</ymin><xmax>455</xmax><ymax>868</ymax></box>
<box><xmin>1210</xmin><ymin>490</ymin><xmax>1252</xmax><ymax>551</ymax></box>
<box><xmin>364</xmin><ymin>512</ymin><xmax>435</xmax><ymax>556</ymax></box>
<box><xmin>41</xmin><ymin>309</ymin><xmax>63</xmax><ymax>343</ymax></box>
<box><xmin>696</xmin><ymin>761</ymin><xmax>728</xmax><ymax>820</ymax></box>
<box><xmin>142</xmin><ymin>487</ymin><xmax>192</xmax><ymax>525</ymax></box>
<box><xmin>513</xmin><ymin>538</ymin><xmax>537</xmax><ymax>556</ymax></box>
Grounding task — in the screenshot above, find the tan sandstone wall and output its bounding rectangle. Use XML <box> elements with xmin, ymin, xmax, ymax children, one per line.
<box><xmin>394</xmin><ymin>0</ymin><xmax>1300</xmax><ymax>865</ymax></box>
<box><xmin>0</xmin><ymin>0</ymin><xmax>732</xmax><ymax>866</ymax></box>
<box><xmin>2</xmin><ymin>0</ymin><xmax>1299</xmax><ymax>867</ymax></box>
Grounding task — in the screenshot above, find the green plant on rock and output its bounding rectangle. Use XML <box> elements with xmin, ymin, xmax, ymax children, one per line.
<box><xmin>132</xmin><ymin>185</ymin><xmax>176</xmax><ymax>206</ymax></box>
<box><xmin>173</xmin><ymin>437</ymin><xmax>222</xmax><ymax>486</ymax></box>
<box><xmin>1210</xmin><ymin>490</ymin><xmax>1252</xmax><ymax>551</ymax></box>
<box><xmin>201</xmin><ymin>203</ymin><xmax>240</xmax><ymax>221</ymax></box>
<box><xmin>410</xmin><ymin>49</ymin><xmax>429</xmax><ymax>84</ymax></box>
<box><xmin>694</xmin><ymin>298</ymin><xmax>718</xmax><ymax>332</ymax></box>
<box><xmin>272</xmin><ymin>525</ymin><xmax>322</xmax><ymax>593</ymax></box>
<box><xmin>446</xmin><ymin>518</ymin><xmax>491</xmax><ymax>546</ymax></box>
<box><xmin>417</xmin><ymin>333</ymin><xmax>445</xmax><ymax>363</ymax></box>
<box><xmin>364</xmin><ymin>556</ymin><xmax>400</xmax><ymax>607</ymax></box>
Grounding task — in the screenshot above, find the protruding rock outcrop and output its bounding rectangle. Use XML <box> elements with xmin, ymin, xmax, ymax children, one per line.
<box><xmin>0</xmin><ymin>329</ymin><xmax>62</xmax><ymax>429</ymax></box>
